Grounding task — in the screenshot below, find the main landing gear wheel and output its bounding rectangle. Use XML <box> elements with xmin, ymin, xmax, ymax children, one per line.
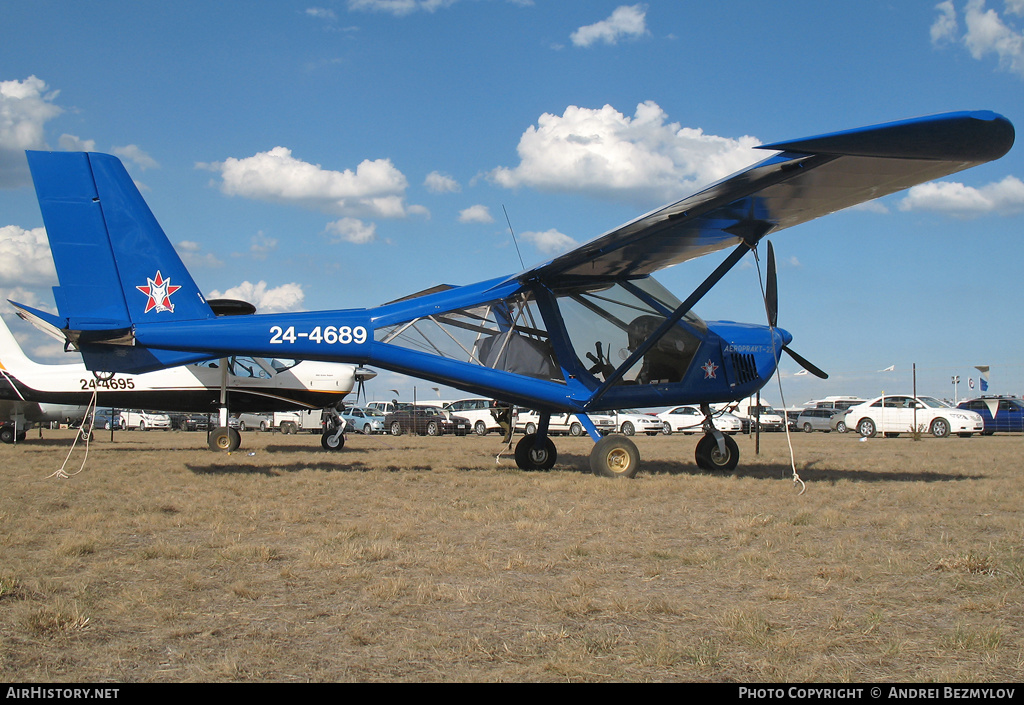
<box><xmin>321</xmin><ymin>429</ymin><xmax>345</xmax><ymax>450</ymax></box>
<box><xmin>514</xmin><ymin>434</ymin><xmax>557</xmax><ymax>471</ymax></box>
<box><xmin>209</xmin><ymin>426</ymin><xmax>241</xmax><ymax>452</ymax></box>
<box><xmin>589</xmin><ymin>435</ymin><xmax>640</xmax><ymax>478</ymax></box>
<box><xmin>695</xmin><ymin>433</ymin><xmax>739</xmax><ymax>472</ymax></box>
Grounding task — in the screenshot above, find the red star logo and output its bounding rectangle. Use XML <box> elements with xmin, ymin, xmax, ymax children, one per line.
<box><xmin>702</xmin><ymin>360</ymin><xmax>719</xmax><ymax>379</ymax></box>
<box><xmin>136</xmin><ymin>271</ymin><xmax>181</xmax><ymax>313</ymax></box>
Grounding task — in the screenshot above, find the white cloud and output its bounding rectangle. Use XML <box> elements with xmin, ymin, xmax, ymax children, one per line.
<box><xmin>521</xmin><ymin>228</ymin><xmax>576</xmax><ymax>255</ymax></box>
<box><xmin>424</xmin><ymin>171</ymin><xmax>460</xmax><ymax>193</ymax></box>
<box><xmin>306</xmin><ymin>7</ymin><xmax>337</xmax><ymax>20</ymax></box>
<box><xmin>898</xmin><ymin>175</ymin><xmax>1024</xmax><ymax>216</ymax></box>
<box><xmin>458</xmin><ymin>205</ymin><xmax>493</xmax><ymax>223</ymax></box>
<box><xmin>489</xmin><ymin>101</ymin><xmax>763</xmax><ymax>204</ymax></box>
<box><xmin>0</xmin><ymin>76</ymin><xmax>63</xmax><ymax>188</ymax></box>
<box><xmin>571</xmin><ymin>4</ymin><xmax>648</xmax><ymax>47</ymax></box>
<box><xmin>249</xmin><ymin>232</ymin><xmax>278</xmax><ymax>259</ymax></box>
<box><xmin>932</xmin><ymin>0</ymin><xmax>1024</xmax><ymax>77</ymax></box>
<box><xmin>325</xmin><ymin>217</ymin><xmax>377</xmax><ymax>244</ymax></box>
<box><xmin>201</xmin><ymin>146</ymin><xmax>413</xmax><ymax>219</ymax></box>
<box><xmin>58</xmin><ymin>134</ymin><xmax>96</xmax><ymax>152</ymax></box>
<box><xmin>112</xmin><ymin>144</ymin><xmax>159</xmax><ymax>170</ymax></box>
<box><xmin>931</xmin><ymin>0</ymin><xmax>959</xmax><ymax>44</ymax></box>
<box><xmin>176</xmin><ymin>239</ymin><xmax>224</xmax><ymax>267</ymax></box>
<box><xmin>0</xmin><ymin>225</ymin><xmax>57</xmax><ymax>285</ymax></box>
<box><xmin>207</xmin><ymin>280</ymin><xmax>305</xmax><ymax>313</ymax></box>
<box><xmin>346</xmin><ymin>0</ymin><xmax>531</xmax><ymax>16</ymax></box>
<box><xmin>347</xmin><ymin>0</ymin><xmax>457</xmax><ymax>16</ymax></box>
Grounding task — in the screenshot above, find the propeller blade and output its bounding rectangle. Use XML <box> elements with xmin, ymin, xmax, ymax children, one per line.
<box><xmin>784</xmin><ymin>346</ymin><xmax>828</xmax><ymax>379</ymax></box>
<box><xmin>765</xmin><ymin>240</ymin><xmax>778</xmax><ymax>328</ymax></box>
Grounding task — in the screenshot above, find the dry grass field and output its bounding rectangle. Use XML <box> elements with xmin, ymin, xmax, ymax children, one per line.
<box><xmin>1</xmin><ymin>426</ymin><xmax>1022</xmax><ymax>682</ymax></box>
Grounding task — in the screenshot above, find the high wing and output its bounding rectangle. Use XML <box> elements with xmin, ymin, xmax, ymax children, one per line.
<box><xmin>522</xmin><ymin>111</ymin><xmax>1014</xmax><ymax>283</ymax></box>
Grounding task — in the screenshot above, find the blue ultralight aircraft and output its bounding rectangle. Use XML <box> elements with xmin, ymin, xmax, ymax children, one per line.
<box><xmin>12</xmin><ymin>111</ymin><xmax>1014</xmax><ymax>477</ymax></box>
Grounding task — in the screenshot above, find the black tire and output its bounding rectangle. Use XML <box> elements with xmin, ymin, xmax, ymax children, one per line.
<box><xmin>426</xmin><ymin>421</ymin><xmax>441</xmax><ymax>436</ymax></box>
<box><xmin>620</xmin><ymin>421</ymin><xmax>635</xmax><ymax>436</ymax></box>
<box><xmin>835</xmin><ymin>420</ymin><xmax>847</xmax><ymax>433</ymax></box>
<box><xmin>390</xmin><ymin>421</ymin><xmax>403</xmax><ymax>436</ymax></box>
<box><xmin>139</xmin><ymin>420</ymin><xmax>146</xmax><ymax>431</ymax></box>
<box><xmin>524</xmin><ymin>422</ymin><xmax>537</xmax><ymax>435</ymax></box>
<box><xmin>661</xmin><ymin>422</ymin><xmax>672</xmax><ymax>435</ymax></box>
<box><xmin>931</xmin><ymin>418</ymin><xmax>950</xmax><ymax>438</ymax></box>
<box><xmin>589</xmin><ymin>435</ymin><xmax>640</xmax><ymax>478</ymax></box>
<box><xmin>239</xmin><ymin>421</ymin><xmax>247</xmax><ymax>432</ymax></box>
<box><xmin>569</xmin><ymin>422</ymin><xmax>583</xmax><ymax>437</ymax></box>
<box><xmin>2</xmin><ymin>425</ymin><xmax>17</xmax><ymax>444</ymax></box>
<box><xmin>260</xmin><ymin>421</ymin><xmax>268</xmax><ymax>432</ymax></box>
<box><xmin>514</xmin><ymin>434</ymin><xmax>557</xmax><ymax>471</ymax></box>
<box><xmin>362</xmin><ymin>423</ymin><xmax>373</xmax><ymax>435</ymax></box>
<box><xmin>695</xmin><ymin>433</ymin><xmax>739</xmax><ymax>472</ymax></box>
<box><xmin>857</xmin><ymin>418</ymin><xmax>876</xmax><ymax>438</ymax></box>
<box><xmin>474</xmin><ymin>421</ymin><xmax>488</xmax><ymax>436</ymax></box>
<box><xmin>209</xmin><ymin>426</ymin><xmax>241</xmax><ymax>452</ymax></box>
<box><xmin>803</xmin><ymin>422</ymin><xmax>813</xmax><ymax>433</ymax></box>
<box><xmin>321</xmin><ymin>431</ymin><xmax>345</xmax><ymax>450</ymax></box>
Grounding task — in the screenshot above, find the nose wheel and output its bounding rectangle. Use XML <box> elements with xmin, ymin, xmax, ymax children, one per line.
<box><xmin>695</xmin><ymin>432</ymin><xmax>739</xmax><ymax>472</ymax></box>
<box><xmin>514</xmin><ymin>433</ymin><xmax>557</xmax><ymax>471</ymax></box>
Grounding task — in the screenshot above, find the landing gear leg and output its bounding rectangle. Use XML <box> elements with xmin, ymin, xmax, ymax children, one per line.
<box><xmin>514</xmin><ymin>412</ymin><xmax>556</xmax><ymax>470</ymax></box>
<box><xmin>208</xmin><ymin>358</ymin><xmax>241</xmax><ymax>452</ymax></box>
<box><xmin>695</xmin><ymin>403</ymin><xmax>738</xmax><ymax>472</ymax></box>
<box><xmin>320</xmin><ymin>407</ymin><xmax>346</xmax><ymax>451</ymax></box>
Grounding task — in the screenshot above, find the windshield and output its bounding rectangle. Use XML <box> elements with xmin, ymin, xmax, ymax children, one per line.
<box><xmin>553</xmin><ymin>277</ymin><xmax>705</xmax><ymax>385</ymax></box>
<box><xmin>918</xmin><ymin>396</ymin><xmax>951</xmax><ymax>408</ymax></box>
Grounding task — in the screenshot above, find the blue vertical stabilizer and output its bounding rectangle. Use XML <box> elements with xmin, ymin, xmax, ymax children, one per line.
<box><xmin>26</xmin><ymin>151</ymin><xmax>214</xmax><ymax>329</ymax></box>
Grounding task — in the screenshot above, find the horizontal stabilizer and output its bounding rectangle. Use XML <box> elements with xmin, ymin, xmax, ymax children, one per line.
<box><xmin>78</xmin><ymin>344</ymin><xmax>216</xmax><ymax>375</ymax></box>
<box><xmin>10</xmin><ymin>302</ymin><xmax>133</xmax><ymax>347</ymax></box>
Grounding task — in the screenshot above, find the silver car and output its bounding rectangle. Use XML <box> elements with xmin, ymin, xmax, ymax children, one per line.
<box><xmin>796</xmin><ymin>407</ymin><xmax>841</xmax><ymax>433</ymax></box>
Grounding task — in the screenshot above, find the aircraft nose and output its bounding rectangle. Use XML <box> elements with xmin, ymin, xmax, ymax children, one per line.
<box><xmin>776</xmin><ymin>327</ymin><xmax>793</xmax><ymax>348</ymax></box>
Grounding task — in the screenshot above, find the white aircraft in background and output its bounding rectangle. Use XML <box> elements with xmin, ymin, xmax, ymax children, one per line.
<box><xmin>0</xmin><ymin>315</ymin><xmax>362</xmax><ymax>450</ymax></box>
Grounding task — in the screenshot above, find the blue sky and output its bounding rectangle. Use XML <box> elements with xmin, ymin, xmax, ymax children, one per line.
<box><xmin>1</xmin><ymin>0</ymin><xmax>1022</xmax><ymax>408</ymax></box>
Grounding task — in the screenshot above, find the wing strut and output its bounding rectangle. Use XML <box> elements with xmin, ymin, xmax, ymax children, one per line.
<box><xmin>583</xmin><ymin>236</ymin><xmax>766</xmax><ymax>410</ymax></box>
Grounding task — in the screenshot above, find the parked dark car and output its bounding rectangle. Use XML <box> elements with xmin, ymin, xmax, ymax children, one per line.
<box><xmin>181</xmin><ymin>413</ymin><xmax>211</xmax><ymax>432</ymax></box>
<box><xmin>93</xmin><ymin>408</ymin><xmax>122</xmax><ymax>430</ymax></box>
<box><xmin>385</xmin><ymin>406</ymin><xmax>470</xmax><ymax>436</ymax></box>
<box><xmin>957</xmin><ymin>396</ymin><xmax>1024</xmax><ymax>434</ymax></box>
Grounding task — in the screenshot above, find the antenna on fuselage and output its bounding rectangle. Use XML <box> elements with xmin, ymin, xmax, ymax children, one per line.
<box><xmin>502</xmin><ymin>205</ymin><xmax>526</xmax><ymax>270</ymax></box>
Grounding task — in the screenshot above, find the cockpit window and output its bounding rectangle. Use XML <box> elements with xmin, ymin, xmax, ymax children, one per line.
<box><xmin>190</xmin><ymin>356</ymin><xmax>298</xmax><ymax>378</ymax></box>
<box><xmin>553</xmin><ymin>277</ymin><xmax>704</xmax><ymax>385</ymax></box>
<box><xmin>375</xmin><ymin>290</ymin><xmax>564</xmax><ymax>383</ymax></box>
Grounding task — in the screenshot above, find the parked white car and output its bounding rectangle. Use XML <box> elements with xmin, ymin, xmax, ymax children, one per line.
<box><xmin>842</xmin><ymin>395</ymin><xmax>984</xmax><ymax>438</ymax></box>
<box><xmin>443</xmin><ymin>398</ymin><xmax>502</xmax><ymax>436</ymax></box>
<box><xmin>514</xmin><ymin>410</ymin><xmax>616</xmax><ymax>436</ymax></box>
<box><xmin>120</xmin><ymin>409</ymin><xmax>171</xmax><ymax>430</ymax></box>
<box><xmin>612</xmin><ymin>409</ymin><xmax>664</xmax><ymax>436</ymax></box>
<box><xmin>658</xmin><ymin>405</ymin><xmax>742</xmax><ymax>435</ymax></box>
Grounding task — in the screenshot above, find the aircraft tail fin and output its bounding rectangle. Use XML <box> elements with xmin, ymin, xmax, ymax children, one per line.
<box><xmin>0</xmin><ymin>314</ymin><xmax>42</xmax><ymax>374</ymax></box>
<box><xmin>26</xmin><ymin>151</ymin><xmax>215</xmax><ymax>337</ymax></box>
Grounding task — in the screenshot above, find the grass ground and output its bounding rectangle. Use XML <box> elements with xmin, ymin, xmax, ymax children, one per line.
<box><xmin>1</xmin><ymin>428</ymin><xmax>1021</xmax><ymax>682</ymax></box>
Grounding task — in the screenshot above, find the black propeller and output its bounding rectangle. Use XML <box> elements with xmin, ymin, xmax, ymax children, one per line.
<box><xmin>764</xmin><ymin>241</ymin><xmax>828</xmax><ymax>379</ymax></box>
